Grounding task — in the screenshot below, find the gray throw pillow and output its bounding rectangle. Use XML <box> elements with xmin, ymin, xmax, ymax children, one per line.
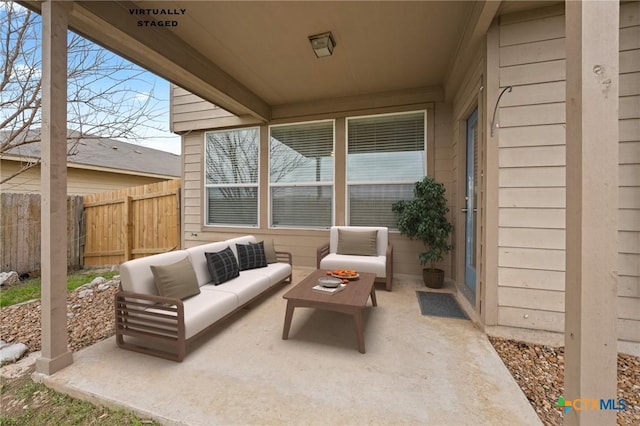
<box><xmin>337</xmin><ymin>229</ymin><xmax>378</xmax><ymax>256</ymax></box>
<box><xmin>236</xmin><ymin>242</ymin><xmax>267</xmax><ymax>270</ymax></box>
<box><xmin>205</xmin><ymin>246</ymin><xmax>240</xmax><ymax>285</ymax></box>
<box><xmin>150</xmin><ymin>256</ymin><xmax>201</xmax><ymax>300</ymax></box>
<box><xmin>253</xmin><ymin>238</ymin><xmax>278</xmax><ymax>263</ymax></box>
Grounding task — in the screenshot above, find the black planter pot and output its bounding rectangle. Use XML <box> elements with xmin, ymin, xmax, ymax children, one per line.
<box><xmin>423</xmin><ymin>268</ymin><xmax>444</xmax><ymax>289</ymax></box>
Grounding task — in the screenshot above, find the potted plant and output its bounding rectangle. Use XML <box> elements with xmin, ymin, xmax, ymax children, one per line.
<box><xmin>392</xmin><ymin>176</ymin><xmax>453</xmax><ymax>288</ymax></box>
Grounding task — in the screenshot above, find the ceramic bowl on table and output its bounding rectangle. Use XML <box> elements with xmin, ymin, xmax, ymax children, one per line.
<box><xmin>317</xmin><ymin>277</ymin><xmax>342</xmax><ymax>288</ymax></box>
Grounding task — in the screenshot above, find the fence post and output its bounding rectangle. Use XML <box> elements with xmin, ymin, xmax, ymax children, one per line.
<box><xmin>175</xmin><ymin>188</ymin><xmax>181</xmax><ymax>250</ymax></box>
<box><xmin>123</xmin><ymin>195</ymin><xmax>133</xmax><ymax>261</ymax></box>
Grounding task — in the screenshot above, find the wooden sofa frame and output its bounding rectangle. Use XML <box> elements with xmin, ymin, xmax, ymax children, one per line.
<box><xmin>115</xmin><ymin>251</ymin><xmax>292</xmax><ymax>362</ymax></box>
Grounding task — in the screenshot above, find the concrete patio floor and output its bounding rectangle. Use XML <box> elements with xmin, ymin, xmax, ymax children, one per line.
<box><xmin>34</xmin><ymin>268</ymin><xmax>542</xmax><ymax>425</ymax></box>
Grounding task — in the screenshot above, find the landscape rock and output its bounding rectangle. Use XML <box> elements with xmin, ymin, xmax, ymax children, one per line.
<box><xmin>97</xmin><ymin>283</ymin><xmax>111</xmax><ymax>291</ymax></box>
<box><xmin>89</xmin><ymin>277</ymin><xmax>107</xmax><ymax>286</ymax></box>
<box><xmin>0</xmin><ymin>340</ymin><xmax>28</xmax><ymax>366</ymax></box>
<box><xmin>78</xmin><ymin>289</ymin><xmax>94</xmax><ymax>299</ymax></box>
<box><xmin>0</xmin><ymin>351</ymin><xmax>40</xmax><ymax>379</ymax></box>
<box><xmin>0</xmin><ymin>271</ymin><xmax>20</xmax><ymax>287</ymax></box>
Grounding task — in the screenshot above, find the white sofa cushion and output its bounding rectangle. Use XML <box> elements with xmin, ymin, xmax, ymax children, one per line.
<box><xmin>329</xmin><ymin>226</ymin><xmax>388</xmax><ymax>256</ymax></box>
<box><xmin>120</xmin><ymin>250</ymin><xmax>190</xmax><ymax>295</ymax></box>
<box><xmin>261</xmin><ymin>262</ymin><xmax>292</xmax><ymax>285</ymax></box>
<box><xmin>145</xmin><ymin>289</ymin><xmax>238</xmax><ymax>339</ymax></box>
<box><xmin>186</xmin><ymin>241</ymin><xmax>233</xmax><ymax>286</ymax></box>
<box><xmin>320</xmin><ymin>254</ymin><xmax>386</xmax><ymax>279</ymax></box>
<box><xmin>201</xmin><ymin>271</ymin><xmax>271</xmax><ymax>305</ymax></box>
<box><xmin>225</xmin><ymin>235</ymin><xmax>258</xmax><ymax>259</ymax></box>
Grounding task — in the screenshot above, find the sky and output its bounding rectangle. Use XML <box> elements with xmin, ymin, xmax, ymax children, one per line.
<box><xmin>121</xmin><ymin>77</ymin><xmax>182</xmax><ymax>155</ymax></box>
<box><xmin>1</xmin><ymin>2</ymin><xmax>181</xmax><ymax>155</ymax></box>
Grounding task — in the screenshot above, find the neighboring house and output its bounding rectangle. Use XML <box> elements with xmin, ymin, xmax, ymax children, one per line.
<box><xmin>0</xmin><ymin>133</ymin><xmax>180</xmax><ymax>195</ymax></box>
<box><xmin>20</xmin><ymin>0</ymin><xmax>638</xmax><ymax>397</ymax></box>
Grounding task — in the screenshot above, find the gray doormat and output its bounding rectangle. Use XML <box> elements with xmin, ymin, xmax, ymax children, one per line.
<box><xmin>416</xmin><ymin>291</ymin><xmax>468</xmax><ymax>319</ymax></box>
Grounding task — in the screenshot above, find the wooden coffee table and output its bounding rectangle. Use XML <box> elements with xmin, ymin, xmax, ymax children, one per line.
<box><xmin>282</xmin><ymin>269</ymin><xmax>377</xmax><ymax>353</ymax></box>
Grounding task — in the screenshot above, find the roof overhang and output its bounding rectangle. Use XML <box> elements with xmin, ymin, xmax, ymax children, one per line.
<box><xmin>18</xmin><ymin>1</ymin><xmax>559</xmax><ymax>119</ymax></box>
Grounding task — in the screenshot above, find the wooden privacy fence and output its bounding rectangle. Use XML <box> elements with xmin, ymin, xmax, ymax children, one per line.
<box><xmin>0</xmin><ymin>193</ymin><xmax>83</xmax><ymax>274</ymax></box>
<box><xmin>82</xmin><ymin>179</ymin><xmax>181</xmax><ymax>267</ymax></box>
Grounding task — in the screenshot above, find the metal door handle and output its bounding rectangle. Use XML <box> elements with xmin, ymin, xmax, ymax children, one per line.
<box><xmin>461</xmin><ymin>208</ymin><xmax>477</xmax><ymax>213</ymax></box>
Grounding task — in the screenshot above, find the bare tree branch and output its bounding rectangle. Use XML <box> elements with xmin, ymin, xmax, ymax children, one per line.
<box><xmin>0</xmin><ymin>2</ymin><xmax>168</xmax><ymax>183</ymax></box>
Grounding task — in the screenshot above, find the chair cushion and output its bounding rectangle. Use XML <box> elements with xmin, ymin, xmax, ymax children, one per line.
<box><xmin>150</xmin><ymin>256</ymin><xmax>201</xmax><ymax>300</ymax></box>
<box><xmin>320</xmin><ymin>253</ymin><xmax>386</xmax><ymax>278</ymax></box>
<box><xmin>205</xmin><ymin>247</ymin><xmax>240</xmax><ymax>285</ymax></box>
<box><xmin>337</xmin><ymin>229</ymin><xmax>378</xmax><ymax>256</ymax></box>
<box><xmin>236</xmin><ymin>242</ymin><xmax>267</xmax><ymax>271</ymax></box>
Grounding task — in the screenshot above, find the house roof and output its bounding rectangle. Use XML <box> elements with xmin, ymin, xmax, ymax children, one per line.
<box><xmin>1</xmin><ymin>131</ymin><xmax>180</xmax><ymax>178</ymax></box>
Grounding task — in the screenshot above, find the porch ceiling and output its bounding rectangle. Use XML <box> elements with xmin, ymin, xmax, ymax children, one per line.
<box><xmin>19</xmin><ymin>1</ymin><xmax>558</xmax><ymax>121</ymax></box>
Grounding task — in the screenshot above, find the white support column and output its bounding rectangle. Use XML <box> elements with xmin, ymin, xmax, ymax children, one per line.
<box><xmin>36</xmin><ymin>0</ymin><xmax>73</xmax><ymax>375</ymax></box>
<box><xmin>564</xmin><ymin>1</ymin><xmax>619</xmax><ymax>425</ymax></box>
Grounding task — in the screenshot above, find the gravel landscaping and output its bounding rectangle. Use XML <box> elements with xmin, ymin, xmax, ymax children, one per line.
<box><xmin>1</xmin><ymin>276</ymin><xmax>638</xmax><ymax>425</ymax></box>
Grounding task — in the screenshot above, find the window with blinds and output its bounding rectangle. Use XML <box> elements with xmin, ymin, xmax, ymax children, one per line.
<box><xmin>269</xmin><ymin>120</ymin><xmax>334</xmax><ymax>228</ymax></box>
<box><xmin>347</xmin><ymin>111</ymin><xmax>426</xmax><ymax>228</ymax></box>
<box><xmin>204</xmin><ymin>128</ymin><xmax>259</xmax><ymax>226</ymax></box>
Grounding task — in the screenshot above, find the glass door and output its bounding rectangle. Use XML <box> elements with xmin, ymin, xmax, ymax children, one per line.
<box><xmin>464</xmin><ymin>108</ymin><xmax>478</xmax><ymax>300</ymax></box>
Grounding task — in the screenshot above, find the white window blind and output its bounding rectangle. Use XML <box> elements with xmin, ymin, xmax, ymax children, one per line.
<box><xmin>270</xmin><ymin>121</ymin><xmax>334</xmax><ymax>228</ymax></box>
<box><xmin>205</xmin><ymin>128</ymin><xmax>259</xmax><ymax>226</ymax></box>
<box><xmin>347</xmin><ymin>111</ymin><xmax>426</xmax><ymax>228</ymax></box>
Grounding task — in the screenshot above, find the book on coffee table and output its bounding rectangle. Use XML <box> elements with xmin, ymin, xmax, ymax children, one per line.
<box><xmin>312</xmin><ymin>283</ymin><xmax>346</xmax><ymax>294</ymax></box>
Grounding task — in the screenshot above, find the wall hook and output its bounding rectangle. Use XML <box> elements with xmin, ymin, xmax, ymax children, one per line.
<box><xmin>490</xmin><ymin>86</ymin><xmax>512</xmax><ymax>137</ymax></box>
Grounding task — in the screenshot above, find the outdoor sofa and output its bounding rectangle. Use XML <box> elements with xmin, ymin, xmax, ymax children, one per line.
<box><xmin>116</xmin><ymin>236</ymin><xmax>292</xmax><ymax>361</ymax></box>
<box><xmin>317</xmin><ymin>226</ymin><xmax>393</xmax><ymax>291</ymax></box>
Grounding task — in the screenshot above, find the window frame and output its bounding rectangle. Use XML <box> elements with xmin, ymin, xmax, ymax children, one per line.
<box><xmin>268</xmin><ymin>119</ymin><xmax>336</xmax><ymax>230</ymax></box>
<box><xmin>345</xmin><ymin>110</ymin><xmax>427</xmax><ymax>229</ymax></box>
<box><xmin>203</xmin><ymin>127</ymin><xmax>260</xmax><ymax>228</ymax></box>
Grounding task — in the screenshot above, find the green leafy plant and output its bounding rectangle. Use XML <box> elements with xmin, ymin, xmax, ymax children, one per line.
<box><xmin>392</xmin><ymin>176</ymin><xmax>453</xmax><ymax>269</ymax></box>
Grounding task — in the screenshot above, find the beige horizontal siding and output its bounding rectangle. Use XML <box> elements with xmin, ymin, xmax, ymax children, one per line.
<box><xmin>620</xmin><ymin>209</ymin><xmax>640</xmax><ymax>231</ymax></box>
<box><xmin>499</xmin><ymin>167</ymin><xmax>565</xmax><ymax>187</ymax></box>
<box><xmin>620</xmin><ymin>15</ymin><xmax>640</xmax><ymax>321</ymax></box>
<box><xmin>500</xmin><ymin>124</ymin><xmax>565</xmax><ymax>147</ymax></box>
<box><xmin>1</xmin><ymin>160</ymin><xmax>168</xmax><ymax>195</ymax></box>
<box><xmin>499</xmin><ymin>247</ymin><xmax>565</xmax><ymax>271</ymax></box>
<box><xmin>499</xmin><ymin>38</ymin><xmax>564</xmax><ymax>67</ymax></box>
<box><xmin>499</xmin><ymin>59</ymin><xmax>565</xmax><ymax>86</ymax></box>
<box><xmin>621</xmin><ymin>72</ymin><xmax>640</xmax><ymax>96</ymax></box>
<box><xmin>498</xmin><ymin>306</ymin><xmax>564</xmax><ymax>333</ymax></box>
<box><xmin>499</xmin><ymin>146</ymin><xmax>565</xmax><ymax>167</ymax></box>
<box><xmin>499</xmin><ymin>228</ymin><xmax>565</xmax><ymax>250</ymax></box>
<box><xmin>499</xmin><ymin>13</ymin><xmax>564</xmax><ymax>47</ymax></box>
<box><xmin>499</xmin><ymin>208</ymin><xmax>565</xmax><ymax>229</ymax></box>
<box><xmin>499</xmin><ymin>187</ymin><xmax>565</xmax><ymax>208</ymax></box>
<box><xmin>499</xmin><ymin>81</ymin><xmax>565</xmax><ymax>107</ymax></box>
<box><xmin>498</xmin><ymin>267</ymin><xmax>565</xmax><ymax>292</ymax></box>
<box><xmin>499</xmin><ymin>102</ymin><xmax>565</xmax><ymax>127</ymax></box>
<box><xmin>498</xmin><ymin>287</ymin><xmax>564</xmax><ymax>312</ymax></box>
<box><xmin>619</xmin><ymin>276</ymin><xmax>639</xmax><ymax>298</ymax></box>
<box><xmin>495</xmin><ymin>2</ymin><xmax>640</xmax><ymax>342</ymax></box>
<box><xmin>620</xmin><ymin>231</ymin><xmax>640</xmax><ymax>254</ymax></box>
